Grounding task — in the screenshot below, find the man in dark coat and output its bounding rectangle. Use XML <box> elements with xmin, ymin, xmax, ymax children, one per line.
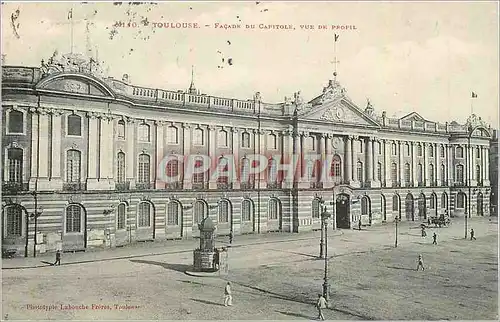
<box><xmin>53</xmin><ymin>249</ymin><xmax>61</xmax><ymax>266</ymax></box>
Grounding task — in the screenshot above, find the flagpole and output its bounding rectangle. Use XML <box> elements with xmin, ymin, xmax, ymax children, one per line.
<box><xmin>70</xmin><ymin>9</ymin><xmax>74</xmax><ymax>54</ymax></box>
<box><xmin>333</xmin><ymin>34</ymin><xmax>338</xmax><ymax>80</ymax></box>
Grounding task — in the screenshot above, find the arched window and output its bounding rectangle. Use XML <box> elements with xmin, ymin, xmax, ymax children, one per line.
<box><xmin>218</xmin><ymin>200</ymin><xmax>230</xmax><ymax>223</ymax></box>
<box><xmin>193</xmin><ymin>200</ymin><xmax>207</xmax><ymax>224</ymax></box>
<box><xmin>429</xmin><ymin>164</ymin><xmax>435</xmax><ymax>185</ymax></box>
<box><xmin>167</xmin><ymin>201</ymin><xmax>180</xmax><ymax>226</ymax></box>
<box><xmin>359</xmin><ymin>140</ymin><xmax>364</xmax><ymax>153</ymax></box>
<box><xmin>417</xmin><ymin>163</ymin><xmax>423</xmax><ymax>185</ymax></box>
<box><xmin>391</xmin><ymin>162</ymin><xmax>398</xmax><ymax>183</ymax></box>
<box><xmin>456</xmin><ymin>164</ymin><xmax>464</xmax><ymax>184</ymax></box>
<box><xmin>361</xmin><ymin>197</ymin><xmax>370</xmax><ymax>215</ymax></box>
<box><xmin>440</xmin><ymin>164</ymin><xmax>446</xmax><ymax>184</ymax></box>
<box><xmin>268</xmin><ymin>158</ymin><xmax>278</xmax><ymax>183</ymax></box>
<box><xmin>117</xmin><ymin>203</ymin><xmax>126</xmax><ymax>230</ymax></box>
<box><xmin>167</xmin><ymin>126</ymin><xmax>178</xmax><ymax>144</ymax></box>
<box><xmin>66</xmin><ymin>149</ymin><xmax>81</xmax><ymax>182</ymax></box>
<box><xmin>7</xmin><ymin>110</ymin><xmax>24</xmax><ymax>134</ymax></box>
<box><xmin>476</xmin><ymin>147</ymin><xmax>480</xmax><ymax>158</ymax></box>
<box><xmin>217</xmin><ymin>157</ymin><xmax>229</xmax><ymax>184</ymax></box>
<box><xmin>403</xmin><ymin>163</ymin><xmax>410</xmax><ymax>184</ymax></box>
<box><xmin>193</xmin><ymin>128</ymin><xmax>204</xmax><ymax>145</ymax></box>
<box><xmin>377</xmin><ymin>162</ymin><xmax>382</xmax><ymax>181</ymax></box>
<box><xmin>138</xmin><ymin>154</ymin><xmax>150</xmax><ymax>183</ymax></box>
<box><xmin>392</xmin><ymin>195</ymin><xmax>400</xmax><ymax>211</ymax></box>
<box><xmin>456</xmin><ymin>146</ymin><xmax>464</xmax><ymax>158</ymax></box>
<box><xmin>357</xmin><ymin>161</ymin><xmax>363</xmax><ymax>182</ymax></box>
<box><xmin>441</xmin><ymin>193</ymin><xmax>448</xmax><ymax>209</ymax></box>
<box><xmin>166</xmin><ymin>159</ymin><xmax>179</xmax><ymax>179</ymax></box>
<box><xmin>331</xmin><ymin>155</ymin><xmax>342</xmax><ymax>183</ymax></box>
<box><xmin>218</xmin><ymin>130</ymin><xmax>228</xmax><ymax>147</ymax></box>
<box><xmin>476</xmin><ymin>165</ymin><xmax>481</xmax><ymax>182</ymax></box>
<box><xmin>269</xmin><ymin>198</ymin><xmax>280</xmax><ymax>220</ymax></box>
<box><xmin>241</xmin><ymin>132</ymin><xmax>251</xmax><ymax>148</ymax></box>
<box><xmin>7</xmin><ymin>148</ymin><xmax>23</xmax><ymax>183</ymax></box>
<box><xmin>456</xmin><ymin>193</ymin><xmax>465</xmax><ymax>208</ymax></box>
<box><xmin>138</xmin><ymin>202</ymin><xmax>151</xmax><ymax>227</ymax></box>
<box><xmin>430</xmin><ymin>194</ymin><xmax>436</xmax><ymax>209</ymax></box>
<box><xmin>312</xmin><ymin>198</ymin><xmax>321</xmax><ymax>218</ymax></box>
<box><xmin>5</xmin><ymin>205</ymin><xmax>22</xmax><ymax>237</ymax></box>
<box><xmin>242</xmin><ymin>199</ymin><xmax>252</xmax><ymax>222</ymax></box>
<box><xmin>405</xmin><ymin>143</ymin><xmax>411</xmax><ymax>156</ymax></box>
<box><xmin>193</xmin><ymin>157</ymin><xmax>205</xmax><ymax>184</ymax></box>
<box><xmin>268</xmin><ymin>133</ymin><xmax>277</xmax><ymax>150</ymax></box>
<box><xmin>117</xmin><ymin>152</ymin><xmax>126</xmax><ymax>183</ymax></box>
<box><xmin>391</xmin><ymin>143</ymin><xmax>397</xmax><ymax>156</ymax></box>
<box><xmin>66</xmin><ymin>204</ymin><xmax>82</xmax><ymax>233</ymax></box>
<box><xmin>440</xmin><ymin>145</ymin><xmax>445</xmax><ymax>157</ymax></box>
<box><xmin>67</xmin><ymin>114</ymin><xmax>82</xmax><ymax>136</ymax></box>
<box><xmin>117</xmin><ymin>120</ymin><xmax>126</xmax><ymax>139</ymax></box>
<box><xmin>138</xmin><ymin>123</ymin><xmax>150</xmax><ymax>142</ymax></box>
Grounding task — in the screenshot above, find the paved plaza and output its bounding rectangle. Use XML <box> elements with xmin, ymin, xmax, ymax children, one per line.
<box><xmin>2</xmin><ymin>218</ymin><xmax>498</xmax><ymax>320</ymax></box>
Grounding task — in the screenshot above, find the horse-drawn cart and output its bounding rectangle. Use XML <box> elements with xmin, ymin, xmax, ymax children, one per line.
<box><xmin>429</xmin><ymin>213</ymin><xmax>451</xmax><ymax>228</ymax></box>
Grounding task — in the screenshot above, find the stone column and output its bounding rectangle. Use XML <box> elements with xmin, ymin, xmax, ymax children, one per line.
<box><xmin>126</xmin><ymin>118</ymin><xmax>136</xmax><ymax>189</ymax></box>
<box><xmin>182</xmin><ymin>123</ymin><xmax>192</xmax><ymax>189</ymax></box>
<box><xmin>424</xmin><ymin>143</ymin><xmax>430</xmax><ymax>187</ymax></box>
<box><xmin>411</xmin><ymin>142</ymin><xmax>417</xmax><ymax>187</ymax></box>
<box><xmin>256</xmin><ymin>129</ymin><xmax>265</xmax><ymax>187</ymax></box>
<box><xmin>366</xmin><ymin>137</ymin><xmax>373</xmax><ymax>184</ymax></box>
<box><xmin>98</xmin><ymin>117</ymin><xmax>115</xmax><ymax>189</ymax></box>
<box><xmin>481</xmin><ymin>146</ymin><xmax>487</xmax><ymax>184</ymax></box>
<box><xmin>484</xmin><ymin>147</ymin><xmax>490</xmax><ymax>186</ymax></box>
<box><xmin>28</xmin><ymin>109</ymin><xmax>39</xmax><ymax>190</ymax></box>
<box><xmin>345</xmin><ymin>136</ymin><xmax>352</xmax><ymax>183</ymax></box>
<box><xmin>471</xmin><ymin>145</ymin><xmax>477</xmax><ymax>186</ymax></box>
<box><xmin>86</xmin><ymin>113</ymin><xmax>100</xmax><ymax>189</ymax></box>
<box><xmin>436</xmin><ymin>144</ymin><xmax>441</xmax><ymax>186</ymax></box>
<box><xmin>155</xmin><ymin>121</ymin><xmax>165</xmax><ymax>189</ymax></box>
<box><xmin>298</xmin><ymin>132</ymin><xmax>309</xmax><ymax>188</ymax></box>
<box><xmin>447</xmin><ymin>144</ymin><xmax>453</xmax><ymax>186</ymax></box>
<box><xmin>384</xmin><ymin>139</ymin><xmax>391</xmax><ymax>187</ymax></box>
<box><xmin>398</xmin><ymin>141</ymin><xmax>404</xmax><ymax>187</ymax></box>
<box><xmin>232</xmin><ymin>127</ymin><xmax>240</xmax><ymax>189</ymax></box>
<box><xmin>208</xmin><ymin>125</ymin><xmax>218</xmax><ymax>189</ymax></box>
<box><xmin>36</xmin><ymin>110</ymin><xmax>51</xmax><ymax>190</ymax></box>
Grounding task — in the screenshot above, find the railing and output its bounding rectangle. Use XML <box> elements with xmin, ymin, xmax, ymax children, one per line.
<box><xmin>392</xmin><ymin>181</ymin><xmax>400</xmax><ymax>188</ymax></box>
<box><xmin>240</xmin><ymin>182</ymin><xmax>255</xmax><ymax>190</ymax></box>
<box><xmin>166</xmin><ymin>182</ymin><xmax>183</xmax><ymax>190</ymax></box>
<box><xmin>267</xmin><ymin>182</ymin><xmax>282</xmax><ymax>189</ymax></box>
<box><xmin>310</xmin><ymin>182</ymin><xmax>324</xmax><ymax>189</ymax></box>
<box><xmin>63</xmin><ymin>182</ymin><xmax>86</xmax><ymax>191</ymax></box>
<box><xmin>135</xmin><ymin>182</ymin><xmax>151</xmax><ymax>190</ymax></box>
<box><xmin>2</xmin><ymin>182</ymin><xmax>28</xmax><ymax>193</ymax></box>
<box><xmin>217</xmin><ymin>183</ymin><xmax>233</xmax><ymax>190</ymax></box>
<box><xmin>115</xmin><ymin>182</ymin><xmax>130</xmax><ymax>191</ymax></box>
<box><xmin>192</xmin><ymin>182</ymin><xmax>209</xmax><ymax>190</ymax></box>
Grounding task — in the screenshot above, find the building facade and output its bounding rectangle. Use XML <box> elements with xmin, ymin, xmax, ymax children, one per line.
<box><xmin>489</xmin><ymin>129</ymin><xmax>498</xmax><ymax>216</ymax></box>
<box><xmin>1</xmin><ymin>52</ymin><xmax>494</xmax><ymax>256</ymax></box>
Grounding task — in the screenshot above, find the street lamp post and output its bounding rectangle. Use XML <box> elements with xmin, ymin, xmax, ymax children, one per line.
<box><xmin>394</xmin><ymin>217</ymin><xmax>400</xmax><ymax>248</ymax></box>
<box><xmin>321</xmin><ymin>205</ymin><xmax>331</xmax><ymax>304</ymax></box>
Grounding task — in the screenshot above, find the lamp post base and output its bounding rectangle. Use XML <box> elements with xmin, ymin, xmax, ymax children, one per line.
<box><xmin>319</xmin><ymin>241</ymin><xmax>324</xmax><ymax>259</ymax></box>
<box><xmin>322</xmin><ymin>282</ymin><xmax>330</xmax><ymax>303</ymax></box>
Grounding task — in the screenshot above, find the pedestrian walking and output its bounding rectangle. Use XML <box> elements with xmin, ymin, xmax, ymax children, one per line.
<box><xmin>224</xmin><ymin>282</ymin><xmax>232</xmax><ymax>307</ymax></box>
<box><xmin>421</xmin><ymin>227</ymin><xmax>427</xmax><ymax>237</ymax></box>
<box><xmin>358</xmin><ymin>220</ymin><xmax>362</xmax><ymax>231</ymax></box>
<box><xmin>416</xmin><ymin>254</ymin><xmax>425</xmax><ymax>271</ymax></box>
<box><xmin>53</xmin><ymin>249</ymin><xmax>61</xmax><ymax>266</ymax></box>
<box><xmin>316</xmin><ymin>294</ymin><xmax>327</xmax><ymax>321</ymax></box>
<box><xmin>432</xmin><ymin>232</ymin><xmax>437</xmax><ymax>245</ymax></box>
<box><xmin>229</xmin><ymin>231</ymin><xmax>233</xmax><ymax>244</ymax></box>
<box><xmin>470</xmin><ymin>228</ymin><xmax>476</xmax><ymax>240</ymax></box>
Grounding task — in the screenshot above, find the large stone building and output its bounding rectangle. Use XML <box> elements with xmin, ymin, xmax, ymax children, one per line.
<box><xmin>489</xmin><ymin>129</ymin><xmax>498</xmax><ymax>216</ymax></box>
<box><xmin>1</xmin><ymin>52</ymin><xmax>494</xmax><ymax>256</ymax></box>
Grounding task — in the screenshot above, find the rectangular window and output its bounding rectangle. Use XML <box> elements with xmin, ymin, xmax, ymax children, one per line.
<box><xmin>138</xmin><ymin>203</ymin><xmax>151</xmax><ymax>227</ymax></box>
<box><xmin>167</xmin><ymin>126</ymin><xmax>179</xmax><ymax>144</ymax></box>
<box><xmin>117</xmin><ymin>204</ymin><xmax>126</xmax><ymax>230</ymax></box>
<box><xmin>138</xmin><ymin>124</ymin><xmax>150</xmax><ymax>142</ymax></box>
<box><xmin>67</xmin><ymin>115</ymin><xmax>82</xmax><ymax>136</ymax></box>
<box><xmin>8</xmin><ymin>148</ymin><xmax>23</xmax><ymax>183</ymax></box>
<box><xmin>193</xmin><ymin>128</ymin><xmax>204</xmax><ymax>145</ymax></box>
<box><xmin>117</xmin><ymin>121</ymin><xmax>126</xmax><ymax>140</ymax></box>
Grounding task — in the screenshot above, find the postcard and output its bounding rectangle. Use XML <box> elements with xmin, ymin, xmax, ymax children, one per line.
<box><xmin>1</xmin><ymin>1</ymin><xmax>498</xmax><ymax>320</ymax></box>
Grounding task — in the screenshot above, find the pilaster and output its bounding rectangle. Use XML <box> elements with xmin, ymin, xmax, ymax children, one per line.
<box><xmin>155</xmin><ymin>121</ymin><xmax>165</xmax><ymax>189</ymax></box>
<box><xmin>126</xmin><ymin>118</ymin><xmax>136</xmax><ymax>189</ymax></box>
<box><xmin>36</xmin><ymin>110</ymin><xmax>51</xmax><ymax>190</ymax></box>
<box><xmin>232</xmin><ymin>127</ymin><xmax>241</xmax><ymax>189</ymax></box>
<box><xmin>182</xmin><ymin>123</ymin><xmax>193</xmax><ymax>189</ymax></box>
<box><xmin>28</xmin><ymin>109</ymin><xmax>39</xmax><ymax>190</ymax></box>
<box><xmin>398</xmin><ymin>141</ymin><xmax>404</xmax><ymax>188</ymax></box>
<box><xmin>424</xmin><ymin>143</ymin><xmax>430</xmax><ymax>187</ymax></box>
<box><xmin>298</xmin><ymin>132</ymin><xmax>309</xmax><ymax>189</ymax></box>
<box><xmin>384</xmin><ymin>139</ymin><xmax>392</xmax><ymax>187</ymax></box>
<box><xmin>208</xmin><ymin>125</ymin><xmax>218</xmax><ymax>189</ymax></box>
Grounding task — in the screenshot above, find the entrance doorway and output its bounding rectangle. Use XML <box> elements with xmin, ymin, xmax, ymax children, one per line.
<box><xmin>405</xmin><ymin>193</ymin><xmax>414</xmax><ymax>221</ymax></box>
<box><xmin>477</xmin><ymin>193</ymin><xmax>483</xmax><ymax>216</ymax></box>
<box><xmin>336</xmin><ymin>194</ymin><xmax>350</xmax><ymax>229</ymax></box>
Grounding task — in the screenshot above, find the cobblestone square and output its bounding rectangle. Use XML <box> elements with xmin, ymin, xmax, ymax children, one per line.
<box><xmin>2</xmin><ymin>218</ymin><xmax>498</xmax><ymax>320</ymax></box>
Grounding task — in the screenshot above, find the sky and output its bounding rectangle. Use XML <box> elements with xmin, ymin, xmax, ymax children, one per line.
<box><xmin>1</xmin><ymin>1</ymin><xmax>499</xmax><ymax>127</ymax></box>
